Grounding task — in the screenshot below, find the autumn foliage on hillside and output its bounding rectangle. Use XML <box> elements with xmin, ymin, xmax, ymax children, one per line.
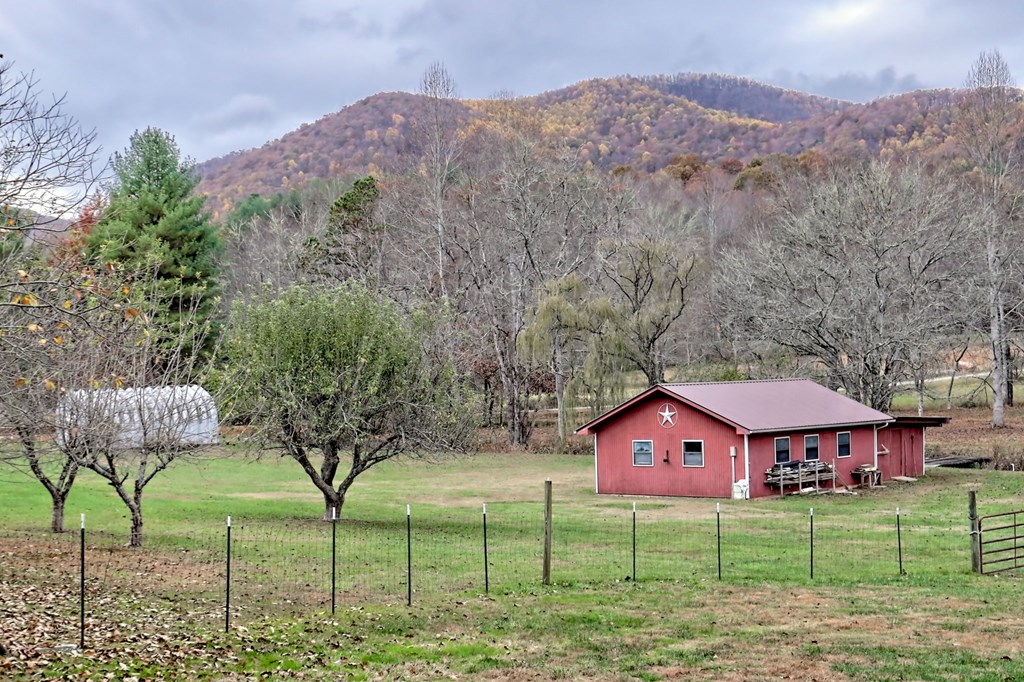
<box><xmin>195</xmin><ymin>73</ymin><xmax>962</xmax><ymax>216</ymax></box>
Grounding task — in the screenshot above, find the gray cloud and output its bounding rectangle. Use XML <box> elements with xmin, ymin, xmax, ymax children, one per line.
<box><xmin>193</xmin><ymin>95</ymin><xmax>280</xmax><ymax>135</ymax></box>
<box><xmin>296</xmin><ymin>9</ymin><xmax>384</xmax><ymax>38</ymax></box>
<box><xmin>771</xmin><ymin>67</ymin><xmax>927</xmax><ymax>102</ymax></box>
<box><xmin>0</xmin><ymin>0</ymin><xmax>1022</xmax><ymax>164</ymax></box>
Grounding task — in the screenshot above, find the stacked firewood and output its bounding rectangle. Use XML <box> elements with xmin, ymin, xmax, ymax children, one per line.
<box><xmin>764</xmin><ymin>460</ymin><xmax>836</xmax><ymax>488</ymax></box>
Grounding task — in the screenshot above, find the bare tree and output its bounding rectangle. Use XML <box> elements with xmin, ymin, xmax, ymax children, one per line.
<box><xmin>595</xmin><ymin>201</ymin><xmax>698</xmax><ymax>386</ymax></box>
<box><xmin>0</xmin><ymin>260</ymin><xmax>87</xmax><ymax>532</ymax></box>
<box><xmin>716</xmin><ymin>160</ymin><xmax>976</xmax><ymax>411</ymax></box>
<box><xmin>221</xmin><ymin>178</ymin><xmax>349</xmax><ymax>306</ymax></box>
<box><xmin>411</xmin><ymin>61</ymin><xmax>463</xmax><ymax>299</ymax></box>
<box><xmin>0</xmin><ymin>59</ymin><xmax>99</xmax><ymax>233</ymax></box>
<box><xmin>52</xmin><ymin>271</ymin><xmax>221</xmax><ymax>547</ymax></box>
<box><xmin>455</xmin><ymin>126</ymin><xmax>625</xmax><ymax>444</ymax></box>
<box><xmin>954</xmin><ymin>49</ymin><xmax>1024</xmax><ymax>426</ymax></box>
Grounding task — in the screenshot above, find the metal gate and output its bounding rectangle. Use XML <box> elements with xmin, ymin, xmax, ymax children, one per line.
<box><xmin>979</xmin><ymin>510</ymin><xmax>1024</xmax><ymax>574</ymax></box>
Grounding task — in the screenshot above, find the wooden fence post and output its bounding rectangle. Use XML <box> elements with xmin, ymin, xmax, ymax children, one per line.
<box><xmin>969</xmin><ymin>490</ymin><xmax>981</xmax><ymax>574</ymax></box>
<box><xmin>543</xmin><ymin>479</ymin><xmax>552</xmax><ymax>585</ymax></box>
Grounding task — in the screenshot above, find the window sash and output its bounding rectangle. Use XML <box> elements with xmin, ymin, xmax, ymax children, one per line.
<box><xmin>632</xmin><ymin>440</ymin><xmax>654</xmax><ymax>467</ymax></box>
<box><xmin>775</xmin><ymin>436</ymin><xmax>790</xmax><ymax>464</ymax></box>
<box><xmin>804</xmin><ymin>435</ymin><xmax>819</xmax><ymax>461</ymax></box>
<box><xmin>837</xmin><ymin>432</ymin><xmax>851</xmax><ymax>458</ymax></box>
<box><xmin>682</xmin><ymin>440</ymin><xmax>704</xmax><ymax>467</ymax></box>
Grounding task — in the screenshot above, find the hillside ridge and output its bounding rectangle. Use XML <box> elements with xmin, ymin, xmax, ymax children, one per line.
<box><xmin>195</xmin><ymin>72</ymin><xmax>959</xmax><ymax>215</ymax></box>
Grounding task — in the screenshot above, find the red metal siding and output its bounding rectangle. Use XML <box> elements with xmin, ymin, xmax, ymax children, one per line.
<box><xmin>745</xmin><ymin>427</ymin><xmax>877</xmax><ymax>497</ymax></box>
<box><xmin>876</xmin><ymin>427</ymin><xmax>925</xmax><ymax>479</ymax></box>
<box><xmin>877</xmin><ymin>428</ymin><xmax>899</xmax><ymax>480</ymax></box>
<box><xmin>592</xmin><ymin>393</ymin><xmax>923</xmax><ymax>499</ymax></box>
<box><xmin>595</xmin><ymin>395</ymin><xmax>744</xmax><ymax>498</ymax></box>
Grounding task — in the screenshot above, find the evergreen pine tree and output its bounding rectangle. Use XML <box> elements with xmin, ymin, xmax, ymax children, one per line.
<box><xmin>88</xmin><ymin>128</ymin><xmax>222</xmax><ymax>364</ymax></box>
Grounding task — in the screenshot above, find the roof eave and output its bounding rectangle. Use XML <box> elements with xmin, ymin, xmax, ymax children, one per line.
<box><xmin>573</xmin><ymin>385</ymin><xmax>667</xmax><ymax>435</ymax></box>
<box><xmin>746</xmin><ymin>418</ymin><xmax>895</xmax><ymax>435</ymax></box>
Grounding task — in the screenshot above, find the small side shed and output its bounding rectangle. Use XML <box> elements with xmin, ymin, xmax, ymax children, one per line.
<box><xmin>876</xmin><ymin>415</ymin><xmax>949</xmax><ymax>479</ymax></box>
<box><xmin>57</xmin><ymin>385</ymin><xmax>219</xmax><ymax>450</ymax></box>
<box><xmin>575</xmin><ymin>379</ymin><xmax>947</xmax><ymax>500</ymax></box>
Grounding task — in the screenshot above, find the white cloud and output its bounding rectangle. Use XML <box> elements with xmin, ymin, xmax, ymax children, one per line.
<box><xmin>801</xmin><ymin>0</ymin><xmax>887</xmax><ymax>34</ymax></box>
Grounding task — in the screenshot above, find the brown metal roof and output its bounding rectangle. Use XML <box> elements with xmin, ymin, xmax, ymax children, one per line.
<box><xmin>575</xmin><ymin>379</ymin><xmax>894</xmax><ymax>435</ymax></box>
<box><xmin>660</xmin><ymin>379</ymin><xmax>893</xmax><ymax>433</ymax></box>
<box><xmin>890</xmin><ymin>415</ymin><xmax>950</xmax><ymax>428</ymax></box>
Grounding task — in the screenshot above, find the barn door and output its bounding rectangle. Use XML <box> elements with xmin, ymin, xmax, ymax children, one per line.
<box><xmin>907</xmin><ymin>431</ymin><xmax>916</xmax><ymax>476</ymax></box>
<box><xmin>878</xmin><ymin>428</ymin><xmax>898</xmax><ymax>479</ymax></box>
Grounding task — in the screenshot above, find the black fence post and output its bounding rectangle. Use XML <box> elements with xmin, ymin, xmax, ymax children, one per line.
<box><xmin>482</xmin><ymin>503</ymin><xmax>489</xmax><ymax>594</ymax></box>
<box><xmin>896</xmin><ymin>507</ymin><xmax>904</xmax><ymax>576</ymax></box>
<box><xmin>79</xmin><ymin>513</ymin><xmax>85</xmax><ymax>650</ymax></box>
<box><xmin>631</xmin><ymin>502</ymin><xmax>637</xmax><ymax>583</ymax></box>
<box><xmin>716</xmin><ymin>502</ymin><xmax>722</xmax><ymax>581</ymax></box>
<box><xmin>331</xmin><ymin>506</ymin><xmax>337</xmax><ymax>615</ymax></box>
<box><xmin>406</xmin><ymin>505</ymin><xmax>412</xmax><ymax>607</ymax></box>
<box><xmin>809</xmin><ymin>507</ymin><xmax>814</xmax><ymax>580</ymax></box>
<box><xmin>225</xmin><ymin>516</ymin><xmax>231</xmax><ymax>634</ymax></box>
<box><xmin>543</xmin><ymin>480</ymin><xmax>552</xmax><ymax>585</ymax></box>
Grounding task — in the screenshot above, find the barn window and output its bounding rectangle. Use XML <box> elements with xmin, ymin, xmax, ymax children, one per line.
<box><xmin>774</xmin><ymin>436</ymin><xmax>790</xmax><ymax>464</ymax></box>
<box><xmin>682</xmin><ymin>440</ymin><xmax>704</xmax><ymax>467</ymax></box>
<box><xmin>837</xmin><ymin>431</ymin><xmax>851</xmax><ymax>458</ymax></box>
<box><xmin>632</xmin><ymin>440</ymin><xmax>654</xmax><ymax>467</ymax></box>
<box><xmin>804</xmin><ymin>434</ymin><xmax>819</xmax><ymax>461</ymax></box>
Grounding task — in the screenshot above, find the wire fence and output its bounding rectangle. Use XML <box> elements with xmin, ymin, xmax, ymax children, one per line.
<box><xmin>1</xmin><ymin>496</ymin><xmax>976</xmax><ymax>640</ymax></box>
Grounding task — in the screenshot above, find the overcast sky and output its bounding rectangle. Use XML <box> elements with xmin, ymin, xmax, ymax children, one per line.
<box><xmin>2</xmin><ymin>0</ymin><xmax>1021</xmax><ymax>164</ymax></box>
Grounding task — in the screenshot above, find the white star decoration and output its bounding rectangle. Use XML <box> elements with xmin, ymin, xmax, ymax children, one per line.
<box><xmin>658</xmin><ymin>404</ymin><xmax>676</xmax><ymax>427</ymax></box>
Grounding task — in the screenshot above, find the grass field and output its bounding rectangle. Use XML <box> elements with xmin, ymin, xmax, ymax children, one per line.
<box><xmin>4</xmin><ymin>416</ymin><xmax>1024</xmax><ymax>680</ymax></box>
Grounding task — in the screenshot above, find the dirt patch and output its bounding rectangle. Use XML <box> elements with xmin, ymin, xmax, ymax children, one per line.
<box><xmin>1</xmin><ymin>536</ymin><xmax>222</xmax><ymax>595</ymax></box>
<box><xmin>922</xmin><ymin>403</ymin><xmax>1024</xmax><ymax>459</ymax></box>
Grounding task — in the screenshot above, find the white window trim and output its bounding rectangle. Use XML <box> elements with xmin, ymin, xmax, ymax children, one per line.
<box><xmin>775</xmin><ymin>436</ymin><xmax>791</xmax><ymax>464</ymax></box>
<box><xmin>804</xmin><ymin>434</ymin><xmax>820</xmax><ymax>461</ymax></box>
<box><xmin>836</xmin><ymin>431</ymin><xmax>852</xmax><ymax>459</ymax></box>
<box><xmin>632</xmin><ymin>439</ymin><xmax>654</xmax><ymax>467</ymax></box>
<box><xmin>682</xmin><ymin>439</ymin><xmax>705</xmax><ymax>468</ymax></box>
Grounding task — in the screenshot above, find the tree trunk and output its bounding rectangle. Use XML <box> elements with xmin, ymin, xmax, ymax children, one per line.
<box><xmin>50</xmin><ymin>494</ymin><xmax>66</xmax><ymax>534</ymax></box>
<box><xmin>1005</xmin><ymin>340</ymin><xmax>1014</xmax><ymax>407</ymax></box>
<box><xmin>322</xmin><ymin>489</ymin><xmax>342</xmax><ymax>521</ymax></box>
<box><xmin>991</xmin><ymin>296</ymin><xmax>1006</xmax><ymax>428</ymax></box>
<box><xmin>129</xmin><ymin>502</ymin><xmax>143</xmax><ymax>548</ymax></box>
<box><xmin>554</xmin><ymin>359</ymin><xmax>566</xmax><ymax>448</ymax></box>
<box><xmin>947</xmin><ymin>343</ymin><xmax>969</xmax><ymax>411</ymax></box>
<box><xmin>482</xmin><ymin>376</ymin><xmax>494</xmax><ymax>427</ymax></box>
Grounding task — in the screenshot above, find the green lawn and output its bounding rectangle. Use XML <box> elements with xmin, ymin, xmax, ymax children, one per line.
<box><xmin>4</xmin><ymin>450</ymin><xmax>1024</xmax><ymax>680</ymax></box>
<box><xmin>890</xmin><ymin>375</ymin><xmax>1005</xmax><ymax>412</ymax></box>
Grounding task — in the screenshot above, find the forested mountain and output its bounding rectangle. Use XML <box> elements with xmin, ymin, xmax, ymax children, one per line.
<box><xmin>195</xmin><ymin>72</ymin><xmax>959</xmax><ymax>216</ymax></box>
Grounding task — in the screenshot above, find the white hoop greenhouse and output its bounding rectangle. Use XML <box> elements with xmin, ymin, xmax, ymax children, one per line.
<box><xmin>56</xmin><ymin>385</ymin><xmax>219</xmax><ymax>449</ymax></box>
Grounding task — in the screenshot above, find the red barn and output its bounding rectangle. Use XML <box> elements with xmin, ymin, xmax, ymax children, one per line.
<box><xmin>575</xmin><ymin>379</ymin><xmax>947</xmax><ymax>499</ymax></box>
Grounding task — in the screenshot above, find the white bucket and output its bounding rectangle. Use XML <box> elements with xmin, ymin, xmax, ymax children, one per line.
<box><xmin>732</xmin><ymin>479</ymin><xmax>748</xmax><ymax>500</ymax></box>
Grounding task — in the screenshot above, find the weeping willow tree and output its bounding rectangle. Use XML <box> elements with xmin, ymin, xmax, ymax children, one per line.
<box><xmin>522</xmin><ymin>275</ymin><xmax>594</xmax><ymax>448</ymax></box>
<box><xmin>523</xmin><ymin>274</ymin><xmax>634</xmax><ymax>448</ymax></box>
